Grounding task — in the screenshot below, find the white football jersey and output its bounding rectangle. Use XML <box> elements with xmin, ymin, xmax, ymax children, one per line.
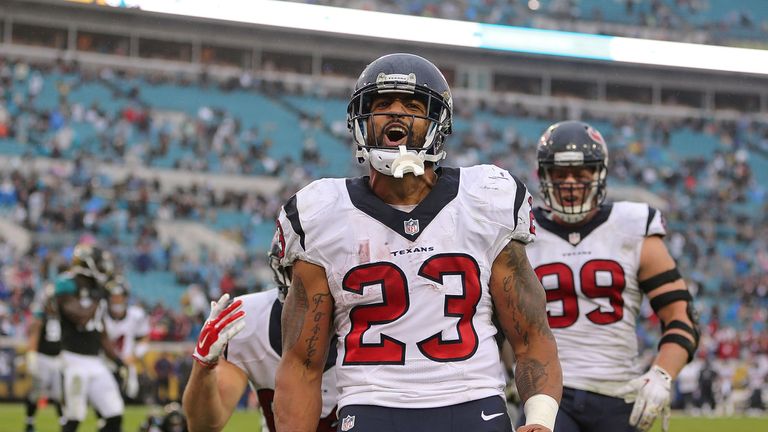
<box><xmin>104</xmin><ymin>305</ymin><xmax>150</xmax><ymax>359</ymax></box>
<box><xmin>526</xmin><ymin>201</ymin><xmax>666</xmax><ymax>397</ymax></box>
<box><xmin>225</xmin><ymin>289</ymin><xmax>338</xmax><ymax>432</ymax></box>
<box><xmin>277</xmin><ymin>165</ymin><xmax>535</xmax><ymax>410</ymax></box>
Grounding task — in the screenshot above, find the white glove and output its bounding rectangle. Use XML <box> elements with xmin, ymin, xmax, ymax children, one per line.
<box><xmin>192</xmin><ymin>294</ymin><xmax>246</xmax><ymax>368</ymax></box>
<box><xmin>618</xmin><ymin>365</ymin><xmax>672</xmax><ymax>432</ymax></box>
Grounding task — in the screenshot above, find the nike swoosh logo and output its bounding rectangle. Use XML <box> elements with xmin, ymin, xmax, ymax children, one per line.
<box><xmin>198</xmin><ymin>333</ymin><xmax>208</xmax><ymax>351</ymax></box>
<box><xmin>481</xmin><ymin>411</ymin><xmax>504</xmax><ymax>421</ymax></box>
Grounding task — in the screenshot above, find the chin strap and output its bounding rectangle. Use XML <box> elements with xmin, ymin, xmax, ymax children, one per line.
<box><xmin>391</xmin><ymin>145</ymin><xmax>425</xmax><ymax>178</ymax></box>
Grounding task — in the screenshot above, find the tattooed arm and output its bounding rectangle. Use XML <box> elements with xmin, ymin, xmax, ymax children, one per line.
<box><xmin>274</xmin><ymin>259</ymin><xmax>335</xmax><ymax>432</ymax></box>
<box><xmin>489</xmin><ymin>240</ymin><xmax>562</xmax><ymax>406</ymax></box>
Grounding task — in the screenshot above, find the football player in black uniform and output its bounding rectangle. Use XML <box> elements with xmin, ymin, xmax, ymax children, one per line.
<box><xmin>55</xmin><ymin>244</ymin><xmax>128</xmax><ymax>432</ymax></box>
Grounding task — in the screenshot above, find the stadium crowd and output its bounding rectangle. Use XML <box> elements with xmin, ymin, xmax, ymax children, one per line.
<box><xmin>287</xmin><ymin>0</ymin><xmax>768</xmax><ymax>46</ymax></box>
<box><xmin>0</xmin><ymin>54</ymin><xmax>766</xmax><ymax>415</ymax></box>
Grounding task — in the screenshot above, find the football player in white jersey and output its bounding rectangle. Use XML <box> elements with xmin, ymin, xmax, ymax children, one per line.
<box><xmin>104</xmin><ymin>276</ymin><xmax>150</xmax><ymax>400</ymax></box>
<box><xmin>182</xmin><ymin>236</ymin><xmax>339</xmax><ymax>432</ymax></box>
<box><xmin>274</xmin><ymin>53</ymin><xmax>562</xmax><ymax>432</ymax></box>
<box><xmin>24</xmin><ymin>283</ymin><xmax>63</xmax><ymax>432</ymax></box>
<box><xmin>522</xmin><ymin>121</ymin><xmax>699</xmax><ymax>432</ymax></box>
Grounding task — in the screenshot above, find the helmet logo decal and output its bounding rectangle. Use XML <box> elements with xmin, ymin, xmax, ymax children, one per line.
<box><xmin>376</xmin><ymin>72</ymin><xmax>416</xmax><ymax>92</ymax></box>
<box><xmin>404</xmin><ymin>218</ymin><xmax>420</xmax><ymax>236</ymax></box>
<box><xmin>275</xmin><ymin>220</ymin><xmax>286</xmax><ymax>259</ymax></box>
<box><xmin>587</xmin><ymin>126</ymin><xmax>605</xmax><ymax>146</ymax></box>
<box><xmin>553</xmin><ymin>151</ymin><xmax>584</xmax><ymax>165</ymax></box>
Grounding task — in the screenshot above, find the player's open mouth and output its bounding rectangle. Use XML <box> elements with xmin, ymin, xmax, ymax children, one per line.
<box><xmin>383</xmin><ymin>125</ymin><xmax>408</xmax><ymax>146</ymax></box>
<box><xmin>562</xmin><ymin>196</ymin><xmax>580</xmax><ymax>205</ymax></box>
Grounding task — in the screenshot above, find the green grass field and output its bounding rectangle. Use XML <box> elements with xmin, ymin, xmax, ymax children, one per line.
<box><xmin>2</xmin><ymin>402</ymin><xmax>766</xmax><ymax>431</ymax></box>
<box><xmin>0</xmin><ymin>403</ymin><xmax>262</xmax><ymax>431</ymax></box>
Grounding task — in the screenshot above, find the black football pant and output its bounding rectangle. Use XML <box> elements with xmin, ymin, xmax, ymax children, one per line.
<box><xmin>517</xmin><ymin>387</ymin><xmax>636</xmax><ymax>432</ymax></box>
<box><xmin>337</xmin><ymin>395</ymin><xmax>512</xmax><ymax>432</ymax></box>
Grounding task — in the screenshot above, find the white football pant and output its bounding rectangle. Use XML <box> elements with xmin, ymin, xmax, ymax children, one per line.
<box><xmin>61</xmin><ymin>351</ymin><xmax>124</xmax><ymax>421</ymax></box>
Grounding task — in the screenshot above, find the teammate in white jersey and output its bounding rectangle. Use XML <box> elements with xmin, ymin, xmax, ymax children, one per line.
<box><xmin>182</xmin><ymin>237</ymin><xmax>339</xmax><ymax>432</ymax></box>
<box><xmin>104</xmin><ymin>276</ymin><xmax>150</xmax><ymax>400</ymax></box>
<box><xmin>274</xmin><ymin>53</ymin><xmax>562</xmax><ymax>432</ymax></box>
<box><xmin>523</xmin><ymin>121</ymin><xmax>699</xmax><ymax>432</ymax></box>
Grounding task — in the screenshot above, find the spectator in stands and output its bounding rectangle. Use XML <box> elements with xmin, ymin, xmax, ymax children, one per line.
<box><xmin>745</xmin><ymin>356</ymin><xmax>767</xmax><ymax>413</ymax></box>
<box><xmin>154</xmin><ymin>353</ymin><xmax>175</xmax><ymax>405</ymax></box>
<box><xmin>697</xmin><ymin>357</ymin><xmax>718</xmax><ymax>413</ymax></box>
<box><xmin>675</xmin><ymin>356</ymin><xmax>702</xmax><ymax>414</ymax></box>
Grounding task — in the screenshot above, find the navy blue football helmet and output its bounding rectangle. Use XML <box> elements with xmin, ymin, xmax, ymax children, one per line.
<box><xmin>537</xmin><ymin>120</ymin><xmax>609</xmax><ymax>223</ymax></box>
<box><xmin>71</xmin><ymin>243</ymin><xmax>115</xmax><ymax>284</ymax></box>
<box><xmin>347</xmin><ymin>53</ymin><xmax>452</xmax><ymax>177</ymax></box>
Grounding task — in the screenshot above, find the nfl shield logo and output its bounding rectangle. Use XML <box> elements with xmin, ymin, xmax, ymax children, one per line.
<box><xmin>568</xmin><ymin>232</ymin><xmax>581</xmax><ymax>245</ymax></box>
<box><xmin>404</xmin><ymin>218</ymin><xmax>420</xmax><ymax>236</ymax></box>
<box><xmin>341</xmin><ymin>415</ymin><xmax>356</xmax><ymax>431</ymax></box>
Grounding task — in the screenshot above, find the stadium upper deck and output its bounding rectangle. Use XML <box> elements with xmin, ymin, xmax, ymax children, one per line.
<box><xmin>1</xmin><ymin>0</ymin><xmax>767</xmax><ymax>121</ymax></box>
<box><xmin>284</xmin><ymin>0</ymin><xmax>768</xmax><ymax>48</ymax></box>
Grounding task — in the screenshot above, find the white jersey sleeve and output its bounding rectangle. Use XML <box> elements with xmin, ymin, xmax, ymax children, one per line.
<box><xmin>462</xmin><ymin>164</ymin><xmax>536</xmax><ymax>259</ymax></box>
<box><xmin>276</xmin><ymin>178</ymin><xmax>343</xmax><ymax>269</ymax></box>
<box><xmin>645</xmin><ymin>206</ymin><xmax>667</xmax><ymax>237</ymax></box>
<box><xmin>611</xmin><ymin>201</ymin><xmax>667</xmax><ymax>239</ymax></box>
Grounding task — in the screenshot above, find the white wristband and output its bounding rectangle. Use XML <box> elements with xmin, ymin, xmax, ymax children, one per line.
<box><xmin>524</xmin><ymin>394</ymin><xmax>559</xmax><ymax>430</ymax></box>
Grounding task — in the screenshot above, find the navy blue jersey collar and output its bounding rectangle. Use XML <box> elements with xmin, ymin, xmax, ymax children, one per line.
<box><xmin>345</xmin><ymin>167</ymin><xmax>460</xmax><ymax>242</ymax></box>
<box><xmin>533</xmin><ymin>203</ymin><xmax>613</xmax><ymax>246</ymax></box>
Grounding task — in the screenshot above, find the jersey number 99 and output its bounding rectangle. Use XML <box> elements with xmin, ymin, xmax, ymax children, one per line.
<box><xmin>535</xmin><ymin>259</ymin><xmax>626</xmax><ymax>328</ymax></box>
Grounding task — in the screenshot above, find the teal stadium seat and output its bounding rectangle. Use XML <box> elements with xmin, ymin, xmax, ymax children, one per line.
<box><xmin>126</xmin><ymin>270</ymin><xmax>187</xmax><ymax>311</ymax></box>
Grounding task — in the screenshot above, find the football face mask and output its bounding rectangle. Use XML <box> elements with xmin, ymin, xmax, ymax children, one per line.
<box><xmin>537</xmin><ymin>120</ymin><xmax>608</xmax><ymax>223</ymax></box>
<box><xmin>347</xmin><ymin>53</ymin><xmax>452</xmax><ymax>178</ymax></box>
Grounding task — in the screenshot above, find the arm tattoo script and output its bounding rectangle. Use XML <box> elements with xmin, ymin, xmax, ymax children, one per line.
<box><xmin>501</xmin><ymin>242</ymin><xmax>554</xmax><ymax>345</ymax></box>
<box><xmin>281</xmin><ymin>278</ymin><xmax>309</xmax><ymax>351</ymax></box>
<box><xmin>516</xmin><ymin>357</ymin><xmax>550</xmax><ymax>402</ymax></box>
<box><xmin>303</xmin><ymin>293</ymin><xmax>332</xmax><ymax>369</ymax></box>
